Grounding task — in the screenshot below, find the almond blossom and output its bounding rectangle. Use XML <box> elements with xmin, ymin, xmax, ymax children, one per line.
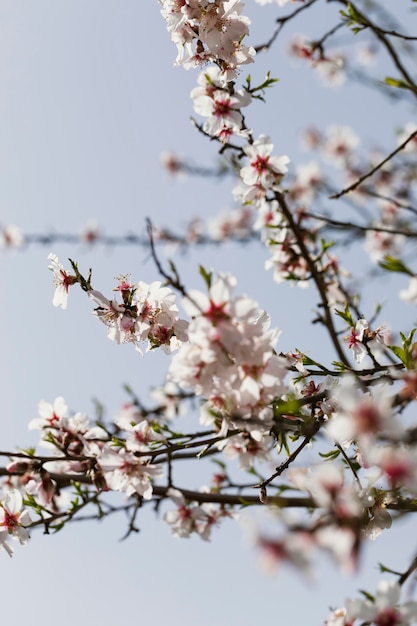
<box><xmin>192</xmin><ymin>85</ymin><xmax>251</xmax><ymax>138</ymax></box>
<box><xmin>341</xmin><ymin>579</ymin><xmax>417</xmax><ymax>625</ymax></box>
<box><xmin>164</xmin><ymin>488</ymin><xmax>233</xmax><ymax>541</ymax></box>
<box><xmin>322</xmin><ymin>125</ymin><xmax>360</xmax><ymax>167</ymax></box>
<box><xmin>168</xmin><ymin>272</ymin><xmax>287</xmax><ymax>433</ymax></box>
<box><xmin>48</xmin><ymin>253</ymin><xmax>76</xmax><ymax>310</ymax></box>
<box><xmin>0</xmin><ymin>224</ymin><xmax>24</xmax><ymax>249</ymax></box>
<box><xmin>344</xmin><ymin>319</ymin><xmax>369</xmax><ymax>363</ymax></box>
<box><xmin>160</xmin><ymin>0</ymin><xmax>255</xmax><ymax>81</ymax></box>
<box><xmin>325</xmin><ymin>376</ymin><xmax>400</xmax><ymax>446</ymax></box>
<box><xmin>240</xmin><ymin>135</ymin><xmax>290</xmax><ymax>193</ymax></box>
<box><xmin>399</xmin><ymin>277</ymin><xmax>417</xmax><ymax>305</ymax></box>
<box><xmin>88</xmin><ymin>278</ymin><xmax>188</xmax><ymax>354</ymax></box>
<box><xmin>0</xmin><ymin>489</ymin><xmax>32</xmax><ymax>557</ymax></box>
<box><xmin>97</xmin><ymin>447</ymin><xmax>163</xmax><ymax>500</ymax></box>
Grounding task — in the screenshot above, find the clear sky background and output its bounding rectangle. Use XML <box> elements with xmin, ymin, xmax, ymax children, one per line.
<box><xmin>0</xmin><ymin>2</ymin><xmax>416</xmax><ymax>625</ymax></box>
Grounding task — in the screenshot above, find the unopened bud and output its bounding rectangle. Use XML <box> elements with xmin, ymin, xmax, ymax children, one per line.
<box><xmin>6</xmin><ymin>460</ymin><xmax>34</xmax><ymax>475</ymax></box>
<box><xmin>40</xmin><ymin>470</ymin><xmax>56</xmax><ymax>505</ymax></box>
<box><xmin>259</xmin><ymin>486</ymin><xmax>268</xmax><ymax>504</ymax></box>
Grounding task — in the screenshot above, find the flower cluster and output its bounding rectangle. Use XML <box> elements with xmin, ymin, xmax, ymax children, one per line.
<box><xmin>48</xmin><ymin>256</ymin><xmax>189</xmax><ymax>355</ymax></box>
<box><xmin>89</xmin><ymin>276</ymin><xmax>189</xmax><ymax>354</ymax></box>
<box><xmin>168</xmin><ymin>272</ymin><xmax>288</xmax><ymax>435</ymax></box>
<box><xmin>22</xmin><ymin>396</ymin><xmax>168</xmax><ymax>507</ymax></box>
<box><xmin>159</xmin><ymin>0</ymin><xmax>255</xmax><ymax>82</ymax></box>
<box><xmin>164</xmin><ymin>488</ymin><xmax>234</xmax><ymax>540</ymax></box>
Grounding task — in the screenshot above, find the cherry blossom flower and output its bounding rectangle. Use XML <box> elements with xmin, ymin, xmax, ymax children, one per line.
<box><xmin>0</xmin><ymin>224</ymin><xmax>24</xmax><ymax>249</ymax></box>
<box><xmin>240</xmin><ymin>135</ymin><xmax>290</xmax><ymax>191</ymax></box>
<box><xmin>192</xmin><ymin>86</ymin><xmax>251</xmax><ymax>138</ymax></box>
<box><xmin>216</xmin><ymin>431</ymin><xmax>273</xmax><ymax>469</ymax></box>
<box><xmin>29</xmin><ymin>396</ymin><xmax>69</xmax><ymax>431</ymax></box>
<box><xmin>363</xmin><ymin>444</ymin><xmax>417</xmax><ymax>495</ymax></box>
<box><xmin>365</xmin><ymin>228</ymin><xmax>405</xmax><ymax>263</ymax></box>
<box><xmin>207</xmin><ymin>207</ymin><xmax>253</xmax><ymax>242</ymax></box>
<box><xmin>0</xmin><ymin>489</ymin><xmax>32</xmax><ymax>557</ymax></box>
<box><xmin>88</xmin><ymin>289</ymin><xmax>127</xmax><ymax>344</ymax></box>
<box><xmin>98</xmin><ymin>446</ymin><xmax>163</xmax><ymax>499</ymax></box>
<box><xmin>316</xmin><ymin>525</ymin><xmax>359</xmax><ymax>573</ymax></box>
<box><xmin>164</xmin><ymin>488</ymin><xmax>210</xmax><ymax>539</ymax></box>
<box><xmin>344</xmin><ymin>319</ymin><xmax>369</xmax><ymax>363</ymax></box>
<box><xmin>88</xmin><ymin>279</ymin><xmax>188</xmax><ymax>354</ymax></box>
<box><xmin>114</xmin><ymin>413</ymin><xmax>165</xmax><ymax>453</ymax></box>
<box><xmin>399</xmin><ymin>277</ymin><xmax>417</xmax><ymax>305</ymax></box>
<box><xmin>160</xmin><ymin>150</ymin><xmax>186</xmax><ymax>178</ymax></box>
<box><xmin>29</xmin><ymin>396</ymin><xmax>107</xmax><ymax>463</ymax></box>
<box><xmin>322</xmin><ymin>125</ymin><xmax>360</xmax><ymax>167</ymax></box>
<box><xmin>289</xmin><ymin>463</ymin><xmax>363</xmax><ymax>520</ymax></box>
<box><xmin>160</xmin><ymin>0</ymin><xmax>254</xmax><ymax>81</ymax></box>
<box><xmin>169</xmin><ymin>272</ymin><xmax>287</xmax><ymax>433</ymax></box>
<box><xmin>326</xmin><ymin>377</ymin><xmax>399</xmax><ymax>445</ymax></box>
<box><xmin>81</xmin><ymin>219</ymin><xmax>100</xmax><ymax>244</ymax></box>
<box><xmin>257</xmin><ymin>531</ymin><xmax>314</xmax><ymax>579</ymax></box>
<box><xmin>48</xmin><ymin>253</ymin><xmax>76</xmax><ymax>310</ymax></box>
<box><xmin>315</xmin><ymin>54</ymin><xmax>346</xmax><ymax>87</ymax></box>
<box><xmin>345</xmin><ymin>579</ymin><xmax>417</xmax><ymax>625</ymax></box>
<box><xmin>325</xmin><ymin>607</ymin><xmax>353</xmax><ymax>626</ymax></box>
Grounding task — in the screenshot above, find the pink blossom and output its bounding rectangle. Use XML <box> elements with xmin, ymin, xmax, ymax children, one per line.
<box><xmin>345</xmin><ymin>319</ymin><xmax>368</xmax><ymax>363</ymax></box>
<box><xmin>241</xmin><ymin>135</ymin><xmax>290</xmax><ymax>190</ymax></box>
<box><xmin>98</xmin><ymin>447</ymin><xmax>163</xmax><ymax>500</ymax></box>
<box><xmin>0</xmin><ymin>489</ymin><xmax>32</xmax><ymax>557</ymax></box>
<box><xmin>48</xmin><ymin>253</ymin><xmax>76</xmax><ymax>310</ymax></box>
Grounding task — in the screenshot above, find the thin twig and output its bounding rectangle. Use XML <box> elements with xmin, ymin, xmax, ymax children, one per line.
<box><xmin>330</xmin><ymin>131</ymin><xmax>417</xmax><ymax>200</ymax></box>
<box><xmin>254</xmin><ymin>0</ymin><xmax>318</xmax><ymax>53</ymax></box>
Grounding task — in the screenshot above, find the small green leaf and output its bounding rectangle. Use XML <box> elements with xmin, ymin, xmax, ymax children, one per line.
<box><xmin>379</xmin><ymin>255</ymin><xmax>414</xmax><ymax>275</ymax></box>
<box><xmin>320</xmin><ymin>238</ymin><xmax>335</xmax><ymax>253</ymax></box>
<box><xmin>388</xmin><ymin>329</ymin><xmax>417</xmax><ymax>369</ymax></box>
<box><xmin>319</xmin><ymin>449</ymin><xmax>340</xmax><ymax>460</ymax></box>
<box><xmin>347</xmin><ymin>2</ymin><xmax>364</xmax><ymax>22</ymax></box>
<box><xmin>199</xmin><ymin>265</ymin><xmax>212</xmax><ymax>289</ymax></box>
<box><xmin>378</xmin><ymin>562</ymin><xmax>402</xmax><ymax>575</ymax></box>
<box><xmin>332</xmin><ymin>361</ymin><xmax>350</xmax><ymax>372</ymax></box>
<box><xmin>359</xmin><ymin>589</ymin><xmax>375</xmax><ymax>602</ymax></box>
<box><xmin>384</xmin><ymin>77</ymin><xmax>413</xmax><ymax>91</ymax></box>
<box><xmin>334</xmin><ymin>304</ymin><xmax>354</xmax><ymax>327</ymax></box>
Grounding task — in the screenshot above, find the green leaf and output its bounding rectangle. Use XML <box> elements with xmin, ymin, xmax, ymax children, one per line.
<box><xmin>346</xmin><ymin>2</ymin><xmax>364</xmax><ymax>22</ymax></box>
<box><xmin>340</xmin><ymin>3</ymin><xmax>366</xmax><ymax>32</ymax></box>
<box><xmin>334</xmin><ymin>304</ymin><xmax>354</xmax><ymax>327</ymax></box>
<box><xmin>320</xmin><ymin>238</ymin><xmax>335</xmax><ymax>253</ymax></box>
<box><xmin>359</xmin><ymin>589</ymin><xmax>375</xmax><ymax>602</ymax></box>
<box><xmin>273</xmin><ymin>397</ymin><xmax>304</xmax><ymax>418</ymax></box>
<box><xmin>384</xmin><ymin>77</ymin><xmax>413</xmax><ymax>91</ymax></box>
<box><xmin>388</xmin><ymin>329</ymin><xmax>417</xmax><ymax>369</ymax></box>
<box><xmin>400</xmin><ymin>328</ymin><xmax>416</xmax><ymax>349</ymax></box>
<box><xmin>199</xmin><ymin>265</ymin><xmax>212</xmax><ymax>289</ymax></box>
<box><xmin>332</xmin><ymin>361</ymin><xmax>350</xmax><ymax>372</ymax></box>
<box><xmin>378</xmin><ymin>562</ymin><xmax>402</xmax><ymax>575</ymax></box>
<box><xmin>379</xmin><ymin>255</ymin><xmax>414</xmax><ymax>275</ymax></box>
<box><xmin>319</xmin><ymin>449</ymin><xmax>340</xmax><ymax>460</ymax></box>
